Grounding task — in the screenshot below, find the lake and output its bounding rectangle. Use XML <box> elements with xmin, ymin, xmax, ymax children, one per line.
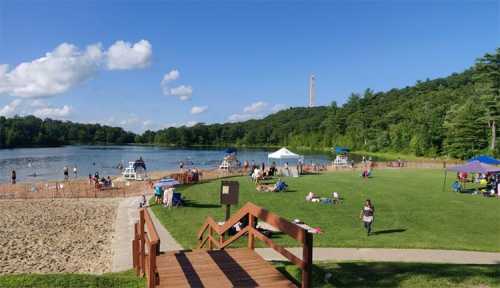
<box><xmin>0</xmin><ymin>145</ymin><xmax>335</xmax><ymax>182</ymax></box>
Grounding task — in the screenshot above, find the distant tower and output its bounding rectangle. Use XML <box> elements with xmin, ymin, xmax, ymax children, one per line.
<box><xmin>308</xmin><ymin>74</ymin><xmax>316</xmax><ymax>107</ymax></box>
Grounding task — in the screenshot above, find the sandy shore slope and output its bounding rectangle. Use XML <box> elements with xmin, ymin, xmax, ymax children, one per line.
<box><xmin>0</xmin><ymin>198</ymin><xmax>119</xmax><ymax>274</ymax></box>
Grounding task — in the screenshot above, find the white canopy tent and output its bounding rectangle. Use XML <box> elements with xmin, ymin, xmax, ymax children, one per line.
<box><xmin>268</xmin><ymin>147</ymin><xmax>302</xmax><ymax>177</ymax></box>
<box><xmin>268</xmin><ymin>147</ymin><xmax>302</xmax><ymax>160</ymax></box>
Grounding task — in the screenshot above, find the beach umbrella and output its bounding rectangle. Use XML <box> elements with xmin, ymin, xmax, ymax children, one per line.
<box><xmin>154</xmin><ymin>178</ymin><xmax>180</xmax><ymax>188</ymax></box>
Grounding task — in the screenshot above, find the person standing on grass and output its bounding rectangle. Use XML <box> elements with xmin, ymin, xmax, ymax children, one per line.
<box><xmin>11</xmin><ymin>170</ymin><xmax>16</xmax><ymax>184</ymax></box>
<box><xmin>359</xmin><ymin>199</ymin><xmax>375</xmax><ymax>236</ymax></box>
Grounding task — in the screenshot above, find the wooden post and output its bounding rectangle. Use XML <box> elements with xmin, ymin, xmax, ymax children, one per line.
<box><xmin>139</xmin><ymin>209</ymin><xmax>145</xmax><ymax>276</ymax></box>
<box><xmin>148</xmin><ymin>242</ymin><xmax>157</xmax><ymax>288</ymax></box>
<box><xmin>208</xmin><ymin>226</ymin><xmax>213</xmax><ymax>250</ymax></box>
<box><xmin>248</xmin><ymin>215</ymin><xmax>255</xmax><ymax>250</ymax></box>
<box><xmin>132</xmin><ymin>238</ymin><xmax>139</xmax><ymax>275</ymax></box>
<box><xmin>301</xmin><ymin>232</ymin><xmax>313</xmax><ymax>288</ymax></box>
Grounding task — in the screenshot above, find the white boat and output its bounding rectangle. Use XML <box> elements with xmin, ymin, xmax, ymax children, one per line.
<box><xmin>122</xmin><ymin>159</ymin><xmax>147</xmax><ymax>181</ymax></box>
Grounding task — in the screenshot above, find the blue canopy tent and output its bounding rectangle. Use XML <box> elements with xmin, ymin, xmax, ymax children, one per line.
<box><xmin>442</xmin><ymin>160</ymin><xmax>500</xmax><ymax>192</ymax></box>
<box><xmin>334</xmin><ymin>147</ymin><xmax>350</xmax><ymax>154</ymax></box>
<box><xmin>224</xmin><ymin>148</ymin><xmax>237</xmax><ymax>154</ymax></box>
<box><xmin>467</xmin><ymin>155</ymin><xmax>500</xmax><ymax>165</ymax></box>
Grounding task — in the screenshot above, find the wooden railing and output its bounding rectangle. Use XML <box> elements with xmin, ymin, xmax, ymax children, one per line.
<box><xmin>133</xmin><ymin>209</ymin><xmax>160</xmax><ymax>288</ymax></box>
<box><xmin>197</xmin><ymin>202</ymin><xmax>313</xmax><ymax>288</ymax></box>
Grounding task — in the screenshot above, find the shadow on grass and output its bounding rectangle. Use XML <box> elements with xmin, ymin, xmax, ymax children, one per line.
<box><xmin>275</xmin><ymin>262</ymin><xmax>500</xmax><ymax>288</ymax></box>
<box><xmin>371</xmin><ymin>228</ymin><xmax>407</xmax><ymax>235</ymax></box>
<box><xmin>183</xmin><ymin>200</ymin><xmax>221</xmax><ymax>209</ymax></box>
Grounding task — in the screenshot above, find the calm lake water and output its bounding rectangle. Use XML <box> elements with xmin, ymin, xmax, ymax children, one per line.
<box><xmin>0</xmin><ymin>146</ymin><xmax>335</xmax><ymax>182</ymax></box>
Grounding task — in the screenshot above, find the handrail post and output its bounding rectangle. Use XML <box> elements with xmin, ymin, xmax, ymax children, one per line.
<box><xmin>301</xmin><ymin>231</ymin><xmax>313</xmax><ymax>288</ymax></box>
<box><xmin>248</xmin><ymin>214</ymin><xmax>255</xmax><ymax>250</ymax></box>
<box><xmin>133</xmin><ymin>223</ymin><xmax>139</xmax><ymax>275</ymax></box>
<box><xmin>139</xmin><ymin>209</ymin><xmax>145</xmax><ymax>276</ymax></box>
<box><xmin>148</xmin><ymin>242</ymin><xmax>157</xmax><ymax>288</ymax></box>
<box><xmin>208</xmin><ymin>226</ymin><xmax>213</xmax><ymax>250</ymax></box>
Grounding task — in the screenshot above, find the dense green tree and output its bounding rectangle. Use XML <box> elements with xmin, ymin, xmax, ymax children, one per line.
<box><xmin>474</xmin><ymin>48</ymin><xmax>500</xmax><ymax>151</ymax></box>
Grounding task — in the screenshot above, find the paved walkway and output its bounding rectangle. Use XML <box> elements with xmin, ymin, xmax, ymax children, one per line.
<box><xmin>111</xmin><ymin>198</ymin><xmax>184</xmax><ymax>272</ymax></box>
<box><xmin>147</xmin><ymin>206</ymin><xmax>184</xmax><ymax>252</ymax></box>
<box><xmin>255</xmin><ymin>247</ymin><xmax>500</xmax><ymax>265</ymax></box>
<box><xmin>111</xmin><ymin>196</ymin><xmax>142</xmax><ymax>272</ymax></box>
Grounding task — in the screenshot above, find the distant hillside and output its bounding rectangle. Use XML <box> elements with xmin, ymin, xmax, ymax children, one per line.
<box><xmin>2</xmin><ymin>49</ymin><xmax>498</xmax><ymax>159</ymax></box>
<box><xmin>0</xmin><ymin>116</ymin><xmax>135</xmax><ymax>148</ymax></box>
<box><xmin>137</xmin><ymin>49</ymin><xmax>500</xmax><ymax>159</ymax></box>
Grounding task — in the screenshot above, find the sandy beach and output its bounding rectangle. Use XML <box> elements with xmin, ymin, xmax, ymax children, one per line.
<box><xmin>0</xmin><ymin>198</ymin><xmax>120</xmax><ymax>274</ymax></box>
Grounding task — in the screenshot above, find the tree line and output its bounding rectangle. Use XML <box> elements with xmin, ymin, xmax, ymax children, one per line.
<box><xmin>136</xmin><ymin>49</ymin><xmax>500</xmax><ymax>159</ymax></box>
<box><xmin>0</xmin><ymin>116</ymin><xmax>135</xmax><ymax>148</ymax></box>
<box><xmin>1</xmin><ymin>49</ymin><xmax>498</xmax><ymax>159</ymax></box>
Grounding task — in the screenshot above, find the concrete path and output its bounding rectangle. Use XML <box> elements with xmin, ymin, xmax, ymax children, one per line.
<box><xmin>147</xmin><ymin>206</ymin><xmax>184</xmax><ymax>252</ymax></box>
<box><xmin>111</xmin><ymin>196</ymin><xmax>142</xmax><ymax>272</ymax></box>
<box><xmin>110</xmin><ymin>198</ymin><xmax>184</xmax><ymax>272</ymax></box>
<box><xmin>256</xmin><ymin>247</ymin><xmax>500</xmax><ymax>265</ymax></box>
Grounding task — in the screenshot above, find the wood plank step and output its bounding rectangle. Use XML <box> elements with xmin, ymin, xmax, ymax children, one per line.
<box><xmin>155</xmin><ymin>248</ymin><xmax>296</xmax><ymax>287</ymax></box>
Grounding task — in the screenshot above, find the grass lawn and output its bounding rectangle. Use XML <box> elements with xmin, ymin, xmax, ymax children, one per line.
<box><xmin>0</xmin><ymin>270</ymin><xmax>144</xmax><ymax>288</ymax></box>
<box><xmin>151</xmin><ymin>169</ymin><xmax>500</xmax><ymax>251</ymax></box>
<box><xmin>275</xmin><ymin>261</ymin><xmax>500</xmax><ymax>288</ymax></box>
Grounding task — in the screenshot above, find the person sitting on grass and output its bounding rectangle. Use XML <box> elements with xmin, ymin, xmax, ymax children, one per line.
<box><xmin>305</xmin><ymin>192</ymin><xmax>320</xmax><ymax>202</ymax></box>
<box><xmin>332</xmin><ymin>191</ymin><xmax>341</xmax><ymax>204</ymax></box>
<box><xmin>452</xmin><ymin>181</ymin><xmax>462</xmax><ymax>193</ymax></box>
<box><xmin>273</xmin><ymin>179</ymin><xmax>288</xmax><ymax>192</ymax></box>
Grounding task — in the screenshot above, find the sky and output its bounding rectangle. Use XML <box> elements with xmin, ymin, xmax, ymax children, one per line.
<box><xmin>0</xmin><ymin>0</ymin><xmax>498</xmax><ymax>132</ymax></box>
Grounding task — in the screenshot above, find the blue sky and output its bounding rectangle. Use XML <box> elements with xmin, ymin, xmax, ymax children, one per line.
<box><xmin>0</xmin><ymin>0</ymin><xmax>498</xmax><ymax>132</ymax></box>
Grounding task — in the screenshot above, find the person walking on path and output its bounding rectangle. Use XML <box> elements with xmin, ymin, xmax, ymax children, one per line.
<box><xmin>359</xmin><ymin>199</ymin><xmax>375</xmax><ymax>236</ymax></box>
<box><xmin>11</xmin><ymin>170</ymin><xmax>16</xmax><ymax>184</ymax></box>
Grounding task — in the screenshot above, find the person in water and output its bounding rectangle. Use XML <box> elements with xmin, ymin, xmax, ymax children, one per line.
<box><xmin>359</xmin><ymin>199</ymin><xmax>375</xmax><ymax>236</ymax></box>
<box><xmin>11</xmin><ymin>170</ymin><xmax>16</xmax><ymax>184</ymax></box>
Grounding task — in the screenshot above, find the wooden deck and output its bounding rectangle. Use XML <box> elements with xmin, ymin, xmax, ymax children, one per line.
<box><xmin>133</xmin><ymin>203</ymin><xmax>313</xmax><ymax>288</ymax></box>
<box><xmin>156</xmin><ymin>248</ymin><xmax>295</xmax><ymax>287</ymax></box>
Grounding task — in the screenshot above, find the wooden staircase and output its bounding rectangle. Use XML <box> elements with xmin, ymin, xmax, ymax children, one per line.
<box><xmin>133</xmin><ymin>203</ymin><xmax>313</xmax><ymax>288</ymax></box>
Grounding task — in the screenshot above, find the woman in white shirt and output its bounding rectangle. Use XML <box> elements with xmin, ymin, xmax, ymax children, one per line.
<box><xmin>359</xmin><ymin>199</ymin><xmax>375</xmax><ymax>236</ymax></box>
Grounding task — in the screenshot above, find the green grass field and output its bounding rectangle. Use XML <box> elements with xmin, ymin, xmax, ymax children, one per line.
<box><xmin>151</xmin><ymin>169</ymin><xmax>500</xmax><ymax>251</ymax></box>
<box><xmin>275</xmin><ymin>261</ymin><xmax>500</xmax><ymax>288</ymax></box>
<box><xmin>0</xmin><ymin>270</ymin><xmax>144</xmax><ymax>288</ymax></box>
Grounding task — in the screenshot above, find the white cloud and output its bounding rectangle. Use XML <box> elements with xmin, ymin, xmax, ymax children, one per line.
<box><xmin>33</xmin><ymin>105</ymin><xmax>72</xmax><ymax>119</ymax></box>
<box><xmin>271</xmin><ymin>104</ymin><xmax>288</xmax><ymax>112</ymax></box>
<box><xmin>160</xmin><ymin>69</ymin><xmax>194</xmax><ymax>101</ymax></box>
<box><xmin>0</xmin><ymin>43</ymin><xmax>103</xmax><ymax>98</ymax></box>
<box><xmin>243</xmin><ymin>101</ymin><xmax>268</xmax><ymax>113</ymax></box>
<box><xmin>106</xmin><ymin>40</ymin><xmax>152</xmax><ymax>70</ymax></box>
<box><xmin>227</xmin><ymin>101</ymin><xmax>287</xmax><ymax>123</ymax></box>
<box><xmin>190</xmin><ymin>105</ymin><xmax>207</xmax><ymax>115</ymax></box>
<box><xmin>0</xmin><ymin>99</ymin><xmax>22</xmax><ymax>117</ymax></box>
<box><xmin>169</xmin><ymin>85</ymin><xmax>193</xmax><ymax>101</ymax></box>
<box><xmin>29</xmin><ymin>99</ymin><xmax>47</xmax><ymax>108</ymax></box>
<box><xmin>185</xmin><ymin>121</ymin><xmax>198</xmax><ymax>127</ymax></box>
<box><xmin>0</xmin><ymin>40</ymin><xmax>152</xmax><ymax>99</ymax></box>
<box><xmin>162</xmin><ymin>69</ymin><xmax>179</xmax><ymax>82</ymax></box>
<box><xmin>228</xmin><ymin>113</ymin><xmax>263</xmax><ymax>122</ymax></box>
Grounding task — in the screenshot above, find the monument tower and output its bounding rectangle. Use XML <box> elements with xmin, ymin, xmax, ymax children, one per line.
<box><xmin>308</xmin><ymin>74</ymin><xmax>316</xmax><ymax>107</ymax></box>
